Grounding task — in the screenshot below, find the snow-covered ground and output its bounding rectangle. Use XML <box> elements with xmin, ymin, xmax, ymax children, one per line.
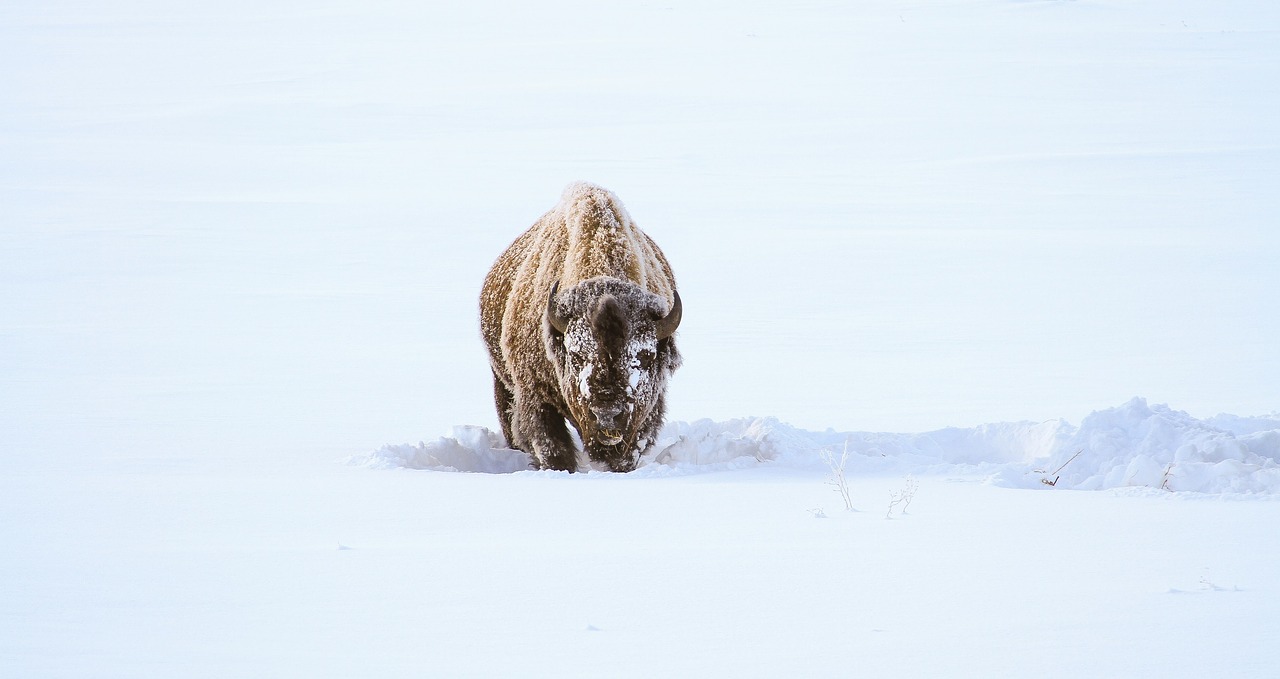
<box><xmin>3</xmin><ymin>454</ymin><xmax>1277</xmax><ymax>678</ymax></box>
<box><xmin>3</xmin><ymin>0</ymin><xmax>1279</xmax><ymax>676</ymax></box>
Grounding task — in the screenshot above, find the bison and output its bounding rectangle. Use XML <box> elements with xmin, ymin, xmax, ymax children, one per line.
<box><xmin>480</xmin><ymin>182</ymin><xmax>682</xmax><ymax>472</ymax></box>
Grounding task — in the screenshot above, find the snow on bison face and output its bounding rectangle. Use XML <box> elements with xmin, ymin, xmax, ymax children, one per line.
<box><xmin>546</xmin><ymin>277</ymin><xmax>681</xmax><ymax>471</ymax></box>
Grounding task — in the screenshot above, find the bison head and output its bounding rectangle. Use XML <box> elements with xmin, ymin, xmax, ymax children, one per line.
<box><xmin>545</xmin><ymin>277</ymin><xmax>681</xmax><ymax>471</ymax></box>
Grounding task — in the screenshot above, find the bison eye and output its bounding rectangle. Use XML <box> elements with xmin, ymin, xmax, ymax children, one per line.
<box><xmin>636</xmin><ymin>349</ymin><xmax>655</xmax><ymax>371</ymax></box>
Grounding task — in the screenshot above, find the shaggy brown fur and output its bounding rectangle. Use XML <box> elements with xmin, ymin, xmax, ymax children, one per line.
<box><xmin>480</xmin><ymin>182</ymin><xmax>682</xmax><ymax>472</ymax></box>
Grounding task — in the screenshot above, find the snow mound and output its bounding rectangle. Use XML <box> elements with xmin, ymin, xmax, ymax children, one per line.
<box><xmin>1004</xmin><ymin>398</ymin><xmax>1280</xmax><ymax>494</ymax></box>
<box><xmin>644</xmin><ymin>416</ymin><xmax>1070</xmax><ymax>473</ymax></box>
<box><xmin>356</xmin><ymin>399</ymin><xmax>1280</xmax><ymax>494</ymax></box>
<box><xmin>359</xmin><ymin>426</ymin><xmax>532</xmax><ymax>473</ymax></box>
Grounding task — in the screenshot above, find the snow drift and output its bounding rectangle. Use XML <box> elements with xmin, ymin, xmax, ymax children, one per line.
<box><xmin>358</xmin><ymin>398</ymin><xmax>1280</xmax><ymax>495</ymax></box>
<box><xmin>1022</xmin><ymin>398</ymin><xmax>1280</xmax><ymax>494</ymax></box>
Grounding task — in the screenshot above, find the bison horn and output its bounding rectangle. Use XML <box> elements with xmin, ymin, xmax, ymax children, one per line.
<box><xmin>656</xmin><ymin>289</ymin><xmax>682</xmax><ymax>339</ymax></box>
<box><xmin>547</xmin><ymin>281</ymin><xmax>571</xmax><ymax>334</ymax></box>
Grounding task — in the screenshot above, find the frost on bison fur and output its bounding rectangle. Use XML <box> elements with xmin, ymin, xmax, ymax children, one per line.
<box><xmin>480</xmin><ymin>182</ymin><xmax>682</xmax><ymax>472</ymax></box>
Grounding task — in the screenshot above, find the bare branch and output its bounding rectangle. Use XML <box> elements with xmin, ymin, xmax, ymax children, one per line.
<box><xmin>820</xmin><ymin>441</ymin><xmax>855</xmax><ymax>511</ymax></box>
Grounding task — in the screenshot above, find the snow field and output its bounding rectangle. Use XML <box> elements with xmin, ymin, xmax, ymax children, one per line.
<box><xmin>4</xmin><ymin>460</ymin><xmax>1277</xmax><ymax>678</ymax></box>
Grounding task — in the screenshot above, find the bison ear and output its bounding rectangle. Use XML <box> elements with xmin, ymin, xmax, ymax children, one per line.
<box><xmin>656</xmin><ymin>289</ymin><xmax>682</xmax><ymax>339</ymax></box>
<box><xmin>547</xmin><ymin>281</ymin><xmax>571</xmax><ymax>335</ymax></box>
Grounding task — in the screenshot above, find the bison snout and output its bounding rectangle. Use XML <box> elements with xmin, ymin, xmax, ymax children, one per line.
<box><xmin>592</xmin><ymin>405</ymin><xmax>623</xmax><ymax>429</ymax></box>
<box><xmin>592</xmin><ymin>406</ymin><xmax>627</xmax><ymax>446</ymax></box>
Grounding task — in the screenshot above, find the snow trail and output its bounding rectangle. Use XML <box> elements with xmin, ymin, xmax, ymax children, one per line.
<box><xmin>359</xmin><ymin>398</ymin><xmax>1280</xmax><ymax>494</ymax></box>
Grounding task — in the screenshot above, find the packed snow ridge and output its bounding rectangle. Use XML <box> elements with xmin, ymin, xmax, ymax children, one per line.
<box><xmin>357</xmin><ymin>398</ymin><xmax>1280</xmax><ymax>495</ymax></box>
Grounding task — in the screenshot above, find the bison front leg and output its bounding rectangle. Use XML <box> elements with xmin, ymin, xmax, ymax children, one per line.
<box><xmin>512</xmin><ymin>400</ymin><xmax>580</xmax><ymax>472</ymax></box>
<box><xmin>491</xmin><ymin>372</ymin><xmax>516</xmax><ymax>448</ymax></box>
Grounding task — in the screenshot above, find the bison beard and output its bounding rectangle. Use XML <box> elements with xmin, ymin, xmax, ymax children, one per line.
<box><xmin>480</xmin><ymin>182</ymin><xmax>681</xmax><ymax>472</ymax></box>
